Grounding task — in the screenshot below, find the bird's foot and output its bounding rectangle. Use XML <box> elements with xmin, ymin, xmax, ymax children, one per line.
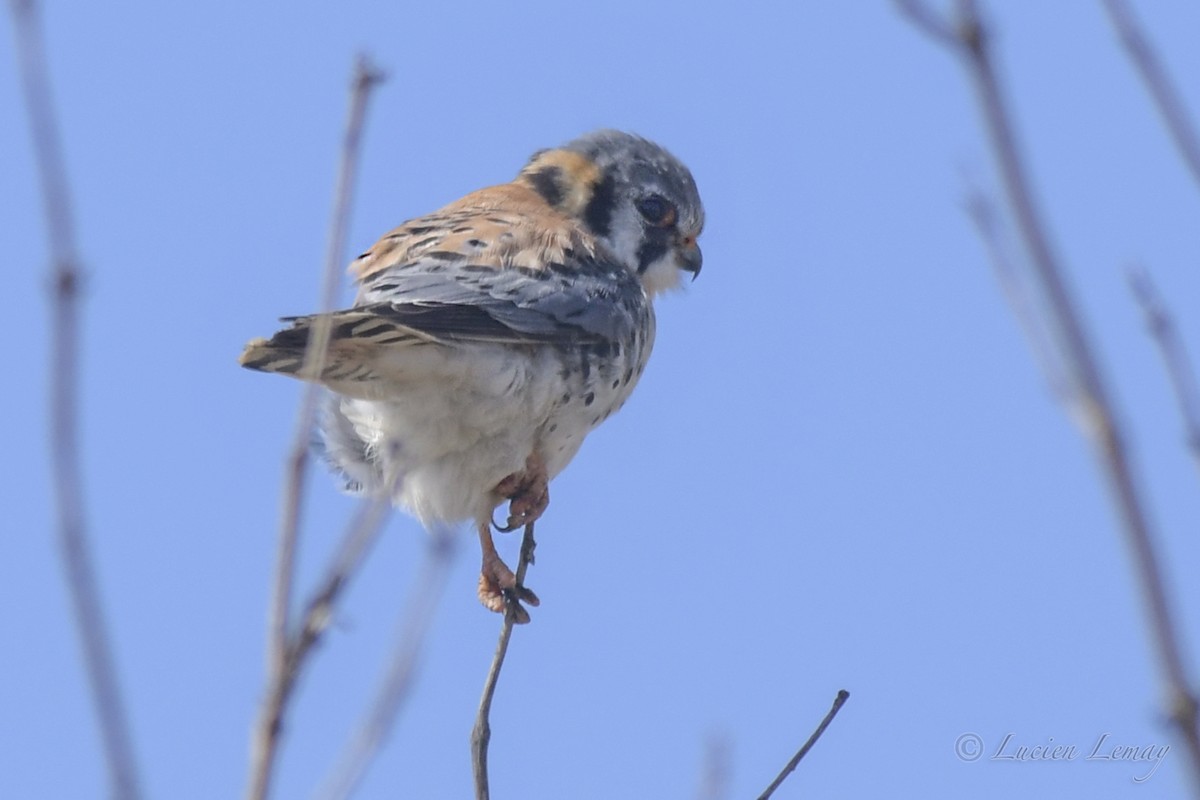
<box><xmin>493</xmin><ymin>453</ymin><xmax>549</xmax><ymax>533</ymax></box>
<box><xmin>478</xmin><ymin>555</ymin><xmax>540</xmax><ymax>625</ymax></box>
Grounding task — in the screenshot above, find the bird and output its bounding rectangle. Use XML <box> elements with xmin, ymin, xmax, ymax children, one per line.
<box><xmin>240</xmin><ymin>130</ymin><xmax>704</xmax><ymax>623</ymax></box>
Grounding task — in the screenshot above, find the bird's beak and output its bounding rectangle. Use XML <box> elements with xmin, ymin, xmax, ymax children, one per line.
<box><xmin>678</xmin><ymin>238</ymin><xmax>703</xmax><ymax>280</ymax></box>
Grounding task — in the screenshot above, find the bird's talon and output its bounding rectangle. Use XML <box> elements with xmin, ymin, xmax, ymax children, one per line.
<box><xmin>491</xmin><ymin>512</ymin><xmax>521</xmax><ymax>533</ymax></box>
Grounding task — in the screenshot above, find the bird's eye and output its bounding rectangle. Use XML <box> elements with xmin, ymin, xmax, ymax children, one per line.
<box><xmin>635</xmin><ymin>195</ymin><xmax>676</xmax><ymax>227</ymax></box>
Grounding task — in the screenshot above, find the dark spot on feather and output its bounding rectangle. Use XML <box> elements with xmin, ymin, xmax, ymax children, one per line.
<box><xmin>583</xmin><ymin>174</ymin><xmax>616</xmax><ymax>237</ymax></box>
<box><xmin>611</xmin><ymin>379</ymin><xmax>619</xmax><ymax>389</ymax></box>
<box><xmin>583</xmin><ymin>392</ymin><xmax>595</xmax><ymax>406</ymax></box>
<box><xmin>406</xmin><ymin>225</ymin><xmax>435</xmax><ymax>235</ymax></box>
<box><xmin>467</xmin><ymin>239</ymin><xmax>486</xmax><ymax>248</ymax></box>
<box><xmin>591</xmin><ymin>415</ymin><xmax>602</xmax><ymax>425</ymax></box>
<box><xmin>527</xmin><ymin>166</ymin><xmax>565</xmax><ymax>207</ymax></box>
<box><xmin>560</xmin><ymin>392</ymin><xmax>571</xmax><ymax>403</ymax></box>
<box><xmin>426</xmin><ymin>250</ymin><xmax>461</xmax><ymax>261</ymax></box>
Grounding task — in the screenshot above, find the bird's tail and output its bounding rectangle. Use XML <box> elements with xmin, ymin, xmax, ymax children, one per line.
<box><xmin>240</xmin><ymin>312</ymin><xmax>365</xmax><ymax>381</ymax></box>
<box><xmin>238</xmin><ymin>317</ymin><xmax>325</xmax><ymax>377</ymax></box>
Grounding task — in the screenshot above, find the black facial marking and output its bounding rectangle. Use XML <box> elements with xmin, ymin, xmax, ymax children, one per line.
<box><xmin>635</xmin><ymin>240</ymin><xmax>668</xmax><ymax>274</ymax></box>
<box><xmin>527</xmin><ymin>166</ymin><xmax>565</xmax><ymax>207</ymax></box>
<box><xmin>583</xmin><ymin>174</ymin><xmax>617</xmax><ymax>237</ymax></box>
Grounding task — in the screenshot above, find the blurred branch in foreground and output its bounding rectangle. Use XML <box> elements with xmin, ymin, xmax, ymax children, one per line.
<box><xmin>471</xmin><ymin>521</ymin><xmax>539</xmax><ymax>800</ymax></box>
<box><xmin>1128</xmin><ymin>268</ymin><xmax>1200</xmax><ymax>476</ymax></box>
<box><xmin>245</xmin><ymin>55</ymin><xmax>386</xmax><ymax>800</ymax></box>
<box><xmin>1101</xmin><ymin>0</ymin><xmax>1200</xmax><ymax>190</ymax></box>
<box><xmin>316</xmin><ymin>526</ymin><xmax>457</xmax><ymax>800</ymax></box>
<box><xmin>895</xmin><ymin>0</ymin><xmax>1200</xmax><ymax>793</ymax></box>
<box><xmin>756</xmin><ymin>689</ymin><xmax>850</xmax><ymax>800</ymax></box>
<box><xmin>694</xmin><ymin>734</ymin><xmax>731</xmax><ymax>800</ymax></box>
<box><xmin>9</xmin><ymin>0</ymin><xmax>143</xmax><ymax>797</ymax></box>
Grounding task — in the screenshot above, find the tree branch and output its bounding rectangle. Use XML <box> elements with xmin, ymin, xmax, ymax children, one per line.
<box><xmin>245</xmin><ymin>54</ymin><xmax>386</xmax><ymax>800</ymax></box>
<box><xmin>1128</xmin><ymin>267</ymin><xmax>1200</xmax><ymax>476</ymax></box>
<box><xmin>1101</xmin><ymin>0</ymin><xmax>1200</xmax><ymax>190</ymax></box>
<box><xmin>756</xmin><ymin>690</ymin><xmax>850</xmax><ymax>800</ymax></box>
<box><xmin>896</xmin><ymin>1</ymin><xmax>1200</xmax><ymax>790</ymax></box>
<box><xmin>471</xmin><ymin>522</ymin><xmax>538</xmax><ymax>800</ymax></box>
<box><xmin>10</xmin><ymin>1</ymin><xmax>143</xmax><ymax>796</ymax></box>
<box><xmin>315</xmin><ymin>526</ymin><xmax>458</xmax><ymax>800</ymax></box>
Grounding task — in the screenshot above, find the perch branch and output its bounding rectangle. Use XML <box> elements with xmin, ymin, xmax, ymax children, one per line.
<box><xmin>756</xmin><ymin>690</ymin><xmax>850</xmax><ymax>800</ymax></box>
<box><xmin>246</xmin><ymin>55</ymin><xmax>386</xmax><ymax>800</ymax></box>
<box><xmin>471</xmin><ymin>521</ymin><xmax>539</xmax><ymax>800</ymax></box>
<box><xmin>10</xmin><ymin>1</ymin><xmax>143</xmax><ymax>797</ymax></box>
<box><xmin>897</xmin><ymin>0</ymin><xmax>1200</xmax><ymax>790</ymax></box>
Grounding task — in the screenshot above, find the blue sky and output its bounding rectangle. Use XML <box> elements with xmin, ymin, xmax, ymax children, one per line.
<box><xmin>5</xmin><ymin>2</ymin><xmax>1200</xmax><ymax>798</ymax></box>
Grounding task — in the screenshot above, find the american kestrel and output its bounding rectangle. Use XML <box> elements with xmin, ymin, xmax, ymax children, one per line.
<box><xmin>240</xmin><ymin>130</ymin><xmax>704</xmax><ymax>622</ymax></box>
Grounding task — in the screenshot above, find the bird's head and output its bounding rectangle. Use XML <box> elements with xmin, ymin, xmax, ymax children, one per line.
<box><xmin>518</xmin><ymin>130</ymin><xmax>704</xmax><ymax>296</ymax></box>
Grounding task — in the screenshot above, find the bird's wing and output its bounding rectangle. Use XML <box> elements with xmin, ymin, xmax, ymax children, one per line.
<box><xmin>239</xmin><ymin>183</ymin><xmax>648</xmax><ymax>378</ymax></box>
<box><xmin>349</xmin><ymin>182</ymin><xmax>645</xmax><ymax>344</ymax></box>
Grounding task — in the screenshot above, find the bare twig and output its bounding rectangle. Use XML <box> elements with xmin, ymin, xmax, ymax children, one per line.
<box><xmin>694</xmin><ymin>733</ymin><xmax>731</xmax><ymax>800</ymax></box>
<box><xmin>10</xmin><ymin>1</ymin><xmax>143</xmax><ymax>797</ymax></box>
<box><xmin>247</xmin><ymin>496</ymin><xmax>392</xmax><ymax>800</ymax></box>
<box><xmin>293</xmin><ymin>499</ymin><xmax>392</xmax><ymax>666</ymax></box>
<box><xmin>894</xmin><ymin>0</ymin><xmax>960</xmax><ymax>46</ymax></box>
<box><xmin>246</xmin><ymin>55</ymin><xmax>386</xmax><ymax>800</ymax></box>
<box><xmin>1101</xmin><ymin>0</ymin><xmax>1200</xmax><ymax>190</ymax></box>
<box><xmin>316</xmin><ymin>526</ymin><xmax>458</xmax><ymax>800</ymax></box>
<box><xmin>756</xmin><ymin>690</ymin><xmax>850</xmax><ymax>800</ymax></box>
<box><xmin>964</xmin><ymin>189</ymin><xmax>1070</xmax><ymax>400</ymax></box>
<box><xmin>1128</xmin><ymin>267</ymin><xmax>1200</xmax><ymax>474</ymax></box>
<box><xmin>897</xmin><ymin>0</ymin><xmax>1200</xmax><ymax>790</ymax></box>
<box><xmin>471</xmin><ymin>522</ymin><xmax>538</xmax><ymax>800</ymax></box>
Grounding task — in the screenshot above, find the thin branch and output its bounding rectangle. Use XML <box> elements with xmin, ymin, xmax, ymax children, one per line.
<box><xmin>694</xmin><ymin>733</ymin><xmax>731</xmax><ymax>800</ymax></box>
<box><xmin>894</xmin><ymin>0</ymin><xmax>960</xmax><ymax>46</ymax></box>
<box><xmin>315</xmin><ymin>526</ymin><xmax>458</xmax><ymax>800</ymax></box>
<box><xmin>247</xmin><ymin>496</ymin><xmax>391</xmax><ymax>800</ymax></box>
<box><xmin>293</xmin><ymin>499</ymin><xmax>392</xmax><ymax>668</ymax></box>
<box><xmin>964</xmin><ymin>189</ymin><xmax>1070</xmax><ymax>401</ymax></box>
<box><xmin>1101</xmin><ymin>0</ymin><xmax>1200</xmax><ymax>190</ymax></box>
<box><xmin>1128</xmin><ymin>267</ymin><xmax>1200</xmax><ymax>475</ymax></box>
<box><xmin>756</xmin><ymin>690</ymin><xmax>850</xmax><ymax>800</ymax></box>
<box><xmin>897</xmin><ymin>0</ymin><xmax>1200</xmax><ymax>791</ymax></box>
<box><xmin>471</xmin><ymin>522</ymin><xmax>539</xmax><ymax>800</ymax></box>
<box><xmin>246</xmin><ymin>55</ymin><xmax>386</xmax><ymax>800</ymax></box>
<box><xmin>10</xmin><ymin>1</ymin><xmax>143</xmax><ymax>797</ymax></box>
